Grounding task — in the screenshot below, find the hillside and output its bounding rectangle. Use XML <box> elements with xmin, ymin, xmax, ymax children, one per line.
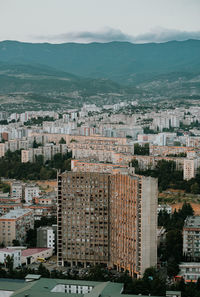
<box><xmin>0</xmin><ymin>62</ymin><xmax>138</xmax><ymax>112</ymax></box>
<box><xmin>0</xmin><ymin>62</ymin><xmax>126</xmax><ymax>94</ymax></box>
<box><xmin>0</xmin><ymin>40</ymin><xmax>200</xmax><ymax>111</ymax></box>
<box><xmin>0</xmin><ymin>40</ymin><xmax>200</xmax><ymax>84</ymax></box>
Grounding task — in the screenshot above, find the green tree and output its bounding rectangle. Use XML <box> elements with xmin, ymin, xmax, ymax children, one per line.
<box><xmin>166</xmin><ymin>229</ymin><xmax>183</xmax><ymax>262</ymax></box>
<box><xmin>130</xmin><ymin>159</ymin><xmax>139</xmax><ymax>171</ymax></box>
<box><xmin>12</xmin><ymin>239</ymin><xmax>20</xmax><ymax>246</ymax></box>
<box><xmin>35</xmin><ymin>155</ymin><xmax>44</xmax><ymax>165</ymax></box>
<box><xmin>167</xmin><ymin>260</ymin><xmax>179</xmax><ymax>278</ymax></box>
<box><xmin>33</xmin><ymin>140</ymin><xmax>42</xmax><ymax>148</ymax></box>
<box><xmin>40</xmin><ymin>167</ymin><xmax>52</xmax><ymax>180</ymax></box>
<box><xmin>38</xmin><ymin>263</ymin><xmax>50</xmax><ymax>278</ymax></box>
<box><xmin>134</xmin><ymin>143</ymin><xmax>149</xmax><ymax>155</ymax></box>
<box><xmin>5</xmin><ymin>255</ymin><xmax>14</xmax><ymax>272</ymax></box>
<box><xmin>59</xmin><ymin>137</ymin><xmax>66</xmax><ymax>144</ymax></box>
<box><xmin>191</xmin><ymin>182</ymin><xmax>200</xmax><ymax>194</ymax></box>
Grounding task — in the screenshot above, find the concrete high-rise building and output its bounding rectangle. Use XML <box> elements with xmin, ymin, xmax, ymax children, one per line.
<box><xmin>57</xmin><ymin>170</ymin><xmax>157</xmax><ymax>277</ymax></box>
<box><xmin>183</xmin><ymin>158</ymin><xmax>198</xmax><ymax>181</ymax></box>
<box><xmin>57</xmin><ymin>172</ymin><xmax>110</xmax><ymax>269</ymax></box>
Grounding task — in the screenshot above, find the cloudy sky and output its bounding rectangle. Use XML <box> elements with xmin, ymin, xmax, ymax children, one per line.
<box><xmin>0</xmin><ymin>0</ymin><xmax>200</xmax><ymax>43</ymax></box>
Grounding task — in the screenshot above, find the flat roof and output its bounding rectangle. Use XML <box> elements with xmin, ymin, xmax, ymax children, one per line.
<box><xmin>0</xmin><ymin>208</ymin><xmax>32</xmax><ymax>220</ymax></box>
<box><xmin>0</xmin><ymin>248</ymin><xmax>20</xmax><ymax>253</ymax></box>
<box><xmin>184</xmin><ymin>216</ymin><xmax>200</xmax><ymax>229</ymax></box>
<box><xmin>0</xmin><ymin>278</ymin><xmax>160</xmax><ymax>297</ymax></box>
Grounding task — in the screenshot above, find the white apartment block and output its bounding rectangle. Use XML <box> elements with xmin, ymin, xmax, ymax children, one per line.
<box><xmin>183</xmin><ymin>158</ymin><xmax>198</xmax><ymax>181</ymax></box>
<box><xmin>11</xmin><ymin>182</ymin><xmax>24</xmax><ymax>199</ymax></box>
<box><xmin>157</xmin><ymin>204</ymin><xmax>172</xmax><ymax>214</ymax></box>
<box><xmin>0</xmin><ymin>248</ymin><xmax>21</xmax><ymax>268</ymax></box>
<box><xmin>178</xmin><ymin>262</ymin><xmax>200</xmax><ymax>283</ymax></box>
<box><xmin>24</xmin><ymin>185</ymin><xmax>40</xmax><ymax>204</ymax></box>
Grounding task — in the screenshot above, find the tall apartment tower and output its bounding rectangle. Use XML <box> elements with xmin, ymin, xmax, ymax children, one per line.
<box><xmin>57</xmin><ymin>170</ymin><xmax>157</xmax><ymax>277</ymax></box>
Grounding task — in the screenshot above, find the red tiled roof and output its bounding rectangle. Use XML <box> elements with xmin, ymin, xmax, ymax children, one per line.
<box><xmin>22</xmin><ymin>248</ymin><xmax>51</xmax><ymax>257</ymax></box>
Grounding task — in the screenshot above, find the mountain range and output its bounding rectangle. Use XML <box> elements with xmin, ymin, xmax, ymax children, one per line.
<box><xmin>0</xmin><ymin>39</ymin><xmax>200</xmax><ymax>109</ymax></box>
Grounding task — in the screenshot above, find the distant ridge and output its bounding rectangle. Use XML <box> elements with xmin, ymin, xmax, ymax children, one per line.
<box><xmin>0</xmin><ymin>39</ymin><xmax>200</xmax><ymax>84</ymax></box>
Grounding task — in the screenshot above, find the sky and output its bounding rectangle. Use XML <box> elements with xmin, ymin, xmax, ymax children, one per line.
<box><xmin>0</xmin><ymin>0</ymin><xmax>200</xmax><ymax>43</ymax></box>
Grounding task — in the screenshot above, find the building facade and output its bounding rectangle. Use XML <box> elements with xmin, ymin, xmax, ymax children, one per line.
<box><xmin>0</xmin><ymin>209</ymin><xmax>34</xmax><ymax>246</ymax></box>
<box><xmin>183</xmin><ymin>216</ymin><xmax>200</xmax><ymax>259</ymax></box>
<box><xmin>0</xmin><ymin>248</ymin><xmax>21</xmax><ymax>268</ymax></box>
<box><xmin>37</xmin><ymin>225</ymin><xmax>57</xmax><ymax>251</ymax></box>
<box><xmin>57</xmin><ymin>170</ymin><xmax>157</xmax><ymax>277</ymax></box>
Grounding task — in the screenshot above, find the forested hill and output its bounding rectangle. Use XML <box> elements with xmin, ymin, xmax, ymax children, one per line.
<box><xmin>0</xmin><ymin>39</ymin><xmax>200</xmax><ymax>84</ymax></box>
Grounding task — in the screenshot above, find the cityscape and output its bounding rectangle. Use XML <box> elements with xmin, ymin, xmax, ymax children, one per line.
<box><xmin>0</xmin><ymin>1</ymin><xmax>200</xmax><ymax>297</ymax></box>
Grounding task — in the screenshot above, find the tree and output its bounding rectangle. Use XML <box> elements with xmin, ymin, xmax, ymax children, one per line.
<box><xmin>130</xmin><ymin>159</ymin><xmax>139</xmax><ymax>171</ymax></box>
<box><xmin>40</xmin><ymin>167</ymin><xmax>52</xmax><ymax>180</ymax></box>
<box><xmin>38</xmin><ymin>263</ymin><xmax>50</xmax><ymax>277</ymax></box>
<box><xmin>35</xmin><ymin>155</ymin><xmax>44</xmax><ymax>165</ymax></box>
<box><xmin>5</xmin><ymin>255</ymin><xmax>14</xmax><ymax>272</ymax></box>
<box><xmin>179</xmin><ymin>202</ymin><xmax>194</xmax><ymax>219</ymax></box>
<box><xmin>134</xmin><ymin>143</ymin><xmax>149</xmax><ymax>155</ymax></box>
<box><xmin>26</xmin><ymin>229</ymin><xmax>37</xmax><ymax>247</ymax></box>
<box><xmin>59</xmin><ymin>137</ymin><xmax>66</xmax><ymax>144</ymax></box>
<box><xmin>167</xmin><ymin>260</ymin><xmax>179</xmax><ymax>278</ymax></box>
<box><xmin>166</xmin><ymin>229</ymin><xmax>183</xmax><ymax>262</ymax></box>
<box><xmin>86</xmin><ymin>265</ymin><xmax>106</xmax><ymax>281</ymax></box>
<box><xmin>191</xmin><ymin>182</ymin><xmax>200</xmax><ymax>194</ymax></box>
<box><xmin>33</xmin><ymin>140</ymin><xmax>42</xmax><ymax>148</ymax></box>
<box><xmin>12</xmin><ymin>239</ymin><xmax>20</xmax><ymax>246</ymax></box>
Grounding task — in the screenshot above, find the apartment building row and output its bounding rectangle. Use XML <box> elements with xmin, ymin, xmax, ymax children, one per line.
<box><xmin>21</xmin><ymin>143</ymin><xmax>68</xmax><ymax>163</ymax></box>
<box><xmin>149</xmin><ymin>144</ymin><xmax>196</xmax><ymax>156</ymax></box>
<box><xmin>57</xmin><ymin>168</ymin><xmax>157</xmax><ymax>277</ymax></box>
<box><xmin>0</xmin><ymin>135</ymin><xmax>49</xmax><ymax>157</ymax></box>
<box><xmin>72</xmin><ymin>151</ymin><xmax>199</xmax><ymax>181</ymax></box>
<box><xmin>71</xmin><ymin>160</ymin><xmax>128</xmax><ymax>174</ymax></box>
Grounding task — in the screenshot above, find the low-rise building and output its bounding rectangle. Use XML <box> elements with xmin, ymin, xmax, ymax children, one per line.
<box><xmin>21</xmin><ymin>247</ymin><xmax>53</xmax><ymax>265</ymax></box>
<box><xmin>0</xmin><ymin>248</ymin><xmax>21</xmax><ymax>268</ymax></box>
<box><xmin>11</xmin><ymin>181</ymin><xmax>24</xmax><ymax>200</ymax></box>
<box><xmin>24</xmin><ymin>185</ymin><xmax>40</xmax><ymax>204</ymax></box>
<box><xmin>177</xmin><ymin>262</ymin><xmax>200</xmax><ymax>283</ymax></box>
<box><xmin>157</xmin><ymin>204</ymin><xmax>172</xmax><ymax>214</ymax></box>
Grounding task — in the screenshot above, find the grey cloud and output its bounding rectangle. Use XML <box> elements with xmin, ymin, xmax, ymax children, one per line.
<box><xmin>35</xmin><ymin>28</ymin><xmax>133</xmax><ymax>43</ymax></box>
<box><xmin>33</xmin><ymin>27</ymin><xmax>200</xmax><ymax>44</ymax></box>
<box><xmin>133</xmin><ymin>28</ymin><xmax>200</xmax><ymax>43</ymax></box>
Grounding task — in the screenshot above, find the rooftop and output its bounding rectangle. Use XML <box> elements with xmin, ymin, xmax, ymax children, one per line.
<box><xmin>22</xmin><ymin>248</ymin><xmax>52</xmax><ymax>257</ymax></box>
<box><xmin>0</xmin><ymin>248</ymin><xmax>19</xmax><ymax>253</ymax></box>
<box><xmin>0</xmin><ymin>278</ymin><xmax>159</xmax><ymax>297</ymax></box>
<box><xmin>0</xmin><ymin>208</ymin><xmax>32</xmax><ymax>220</ymax></box>
<box><xmin>184</xmin><ymin>216</ymin><xmax>200</xmax><ymax>229</ymax></box>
